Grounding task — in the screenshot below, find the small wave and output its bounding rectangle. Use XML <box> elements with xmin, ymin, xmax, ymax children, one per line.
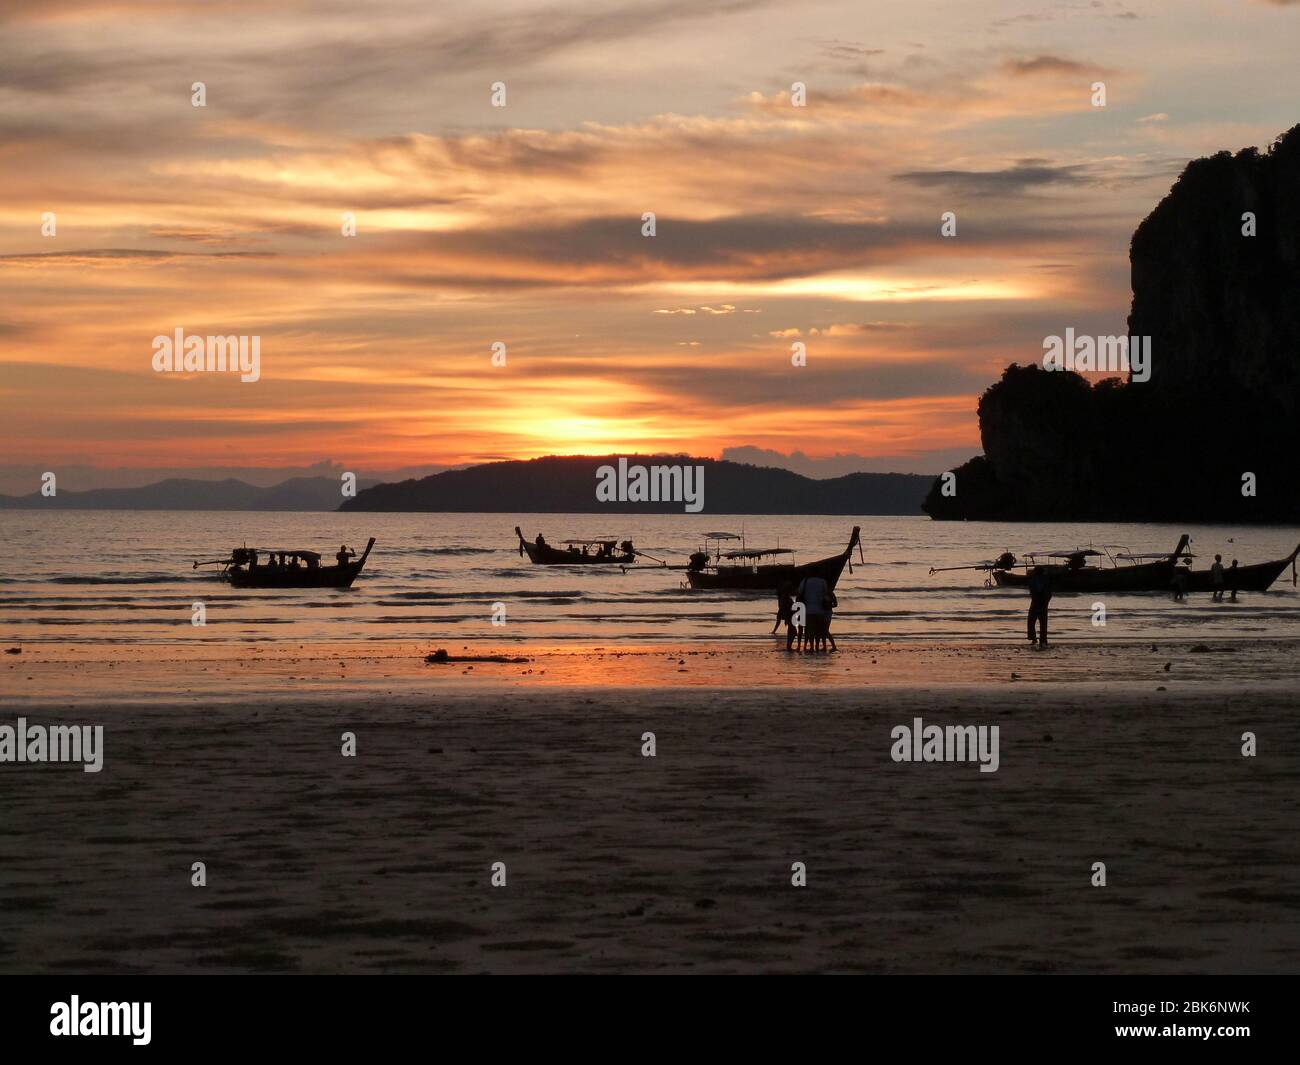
<box><xmin>409</xmin><ymin>546</ymin><xmax>498</xmax><ymax>556</ymax></box>
<box><xmin>46</xmin><ymin>574</ymin><xmax>188</xmax><ymax>585</ymax></box>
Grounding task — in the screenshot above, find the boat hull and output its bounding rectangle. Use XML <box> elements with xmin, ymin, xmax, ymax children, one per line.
<box><xmin>686</xmin><ymin>527</ymin><xmax>860</xmax><ymax>591</ymax></box>
<box><xmin>686</xmin><ymin>554</ymin><xmax>850</xmax><ymax>591</ymax></box>
<box><xmin>519</xmin><ymin>542</ymin><xmax>633</xmax><ymax>565</ymax></box>
<box><xmin>227</xmin><ymin>565</ymin><xmax>364</xmax><ymax>589</ymax></box>
<box><xmin>992</xmin><ymin>534</ymin><xmax>1191</xmax><ymax>593</ymax></box>
<box><xmin>1182</xmin><ymin>556</ymin><xmax>1297</xmax><ymax>593</ymax></box>
<box><xmin>993</xmin><ymin>559</ymin><xmax>1177</xmax><ymax>593</ymax></box>
<box><xmin>515</xmin><ymin>527</ymin><xmax>634</xmax><ymax>565</ymax></box>
<box><xmin>224</xmin><ymin>537</ymin><xmax>374</xmax><ymax>589</ymax></box>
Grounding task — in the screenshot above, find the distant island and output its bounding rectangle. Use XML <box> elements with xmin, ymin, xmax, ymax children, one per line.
<box><xmin>924</xmin><ymin>123</ymin><xmax>1300</xmax><ymax>523</ymax></box>
<box><xmin>340</xmin><ymin>455</ymin><xmax>932</xmax><ymax>514</ymax></box>
<box><xmin>0</xmin><ymin>476</ymin><xmax>376</xmax><ymax>511</ymax></box>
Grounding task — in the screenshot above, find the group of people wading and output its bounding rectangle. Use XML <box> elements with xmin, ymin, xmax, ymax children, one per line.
<box><xmin>772</xmin><ymin>575</ymin><xmax>838</xmax><ymax>652</ymax></box>
<box><xmin>1172</xmin><ymin>553</ymin><xmax>1241</xmax><ymax>602</ymax></box>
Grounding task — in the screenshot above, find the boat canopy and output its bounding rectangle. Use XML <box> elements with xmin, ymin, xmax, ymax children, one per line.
<box><xmin>562</xmin><ymin>539</ymin><xmax>618</xmax><ymax>545</ymax></box>
<box><xmin>255</xmin><ymin>549</ymin><xmax>322</xmax><ymax>560</ymax></box>
<box><xmin>722</xmin><ymin>547</ymin><xmax>794</xmax><ymax>559</ymax></box>
<box><xmin>702</xmin><ymin>532</ymin><xmax>741</xmax><ymax>540</ymax></box>
<box><xmin>1115</xmin><ymin>551</ymin><xmax>1193</xmax><ymax>561</ymax></box>
<box><xmin>1029</xmin><ymin>549</ymin><xmax>1103</xmax><ymax>559</ymax></box>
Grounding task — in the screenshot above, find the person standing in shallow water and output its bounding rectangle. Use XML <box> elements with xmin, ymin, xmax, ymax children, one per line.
<box><xmin>1210</xmin><ymin>554</ymin><xmax>1226</xmax><ymax>602</ymax></box>
<box><xmin>1228</xmin><ymin>559</ymin><xmax>1240</xmax><ymax>602</ymax></box>
<box><xmin>1027</xmin><ymin>566</ymin><xmax>1052</xmax><ymax>648</ymax></box>
<box><xmin>773</xmin><ymin>581</ymin><xmax>800</xmax><ymax>651</ymax></box>
<box><xmin>797</xmin><ymin>573</ymin><xmax>831</xmax><ymax>653</ymax></box>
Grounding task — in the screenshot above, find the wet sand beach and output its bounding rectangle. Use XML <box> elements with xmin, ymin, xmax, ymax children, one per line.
<box><xmin>2</xmin><ymin>640</ymin><xmax>1298</xmax><ymax>974</ymax></box>
<box><xmin>6</xmin><ymin>635</ymin><xmax>1300</xmax><ymax>703</ymax></box>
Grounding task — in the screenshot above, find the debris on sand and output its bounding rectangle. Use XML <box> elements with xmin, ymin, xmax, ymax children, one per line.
<box><xmin>425</xmin><ymin>648</ymin><xmax>530</xmax><ymax>665</ymax></box>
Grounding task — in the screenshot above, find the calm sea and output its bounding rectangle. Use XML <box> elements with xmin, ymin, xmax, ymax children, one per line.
<box><xmin>1</xmin><ymin>512</ymin><xmax>1298</xmax><ymax>646</ymax></box>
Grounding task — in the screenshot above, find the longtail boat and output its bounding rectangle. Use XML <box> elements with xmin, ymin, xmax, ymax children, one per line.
<box><xmin>685</xmin><ymin>526</ymin><xmax>862</xmax><ymax>591</ymax></box>
<box><xmin>932</xmin><ymin>535</ymin><xmax>1191</xmax><ymax>592</ymax></box>
<box><xmin>1182</xmin><ymin>541</ymin><xmax>1300</xmax><ymax>593</ymax></box>
<box><xmin>193</xmin><ymin>537</ymin><xmax>375</xmax><ymax>588</ymax></box>
<box><xmin>516</xmin><ymin>527</ymin><xmax>641</xmax><ymax>565</ymax></box>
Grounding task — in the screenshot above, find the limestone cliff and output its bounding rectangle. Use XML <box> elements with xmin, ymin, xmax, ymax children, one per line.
<box><xmin>925</xmin><ymin>125</ymin><xmax>1300</xmax><ymax>522</ymax></box>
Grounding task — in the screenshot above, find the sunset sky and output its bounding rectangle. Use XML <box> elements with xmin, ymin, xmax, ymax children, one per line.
<box><xmin>2</xmin><ymin>0</ymin><xmax>1299</xmax><ymax>490</ymax></box>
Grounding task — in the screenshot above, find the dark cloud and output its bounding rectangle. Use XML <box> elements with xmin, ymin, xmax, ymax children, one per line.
<box><xmin>1002</xmin><ymin>55</ymin><xmax>1092</xmax><ymax>77</ymax></box>
<box><xmin>810</xmin><ymin>37</ymin><xmax>885</xmax><ymax>65</ymax></box>
<box><xmin>893</xmin><ymin>162</ymin><xmax>1090</xmax><ymax>196</ymax></box>
<box><xmin>375</xmin><ymin>212</ymin><xmax>1068</xmax><ymax>286</ymax></box>
<box><xmin>635</xmin><ymin>360</ymin><xmax>993</xmax><ymax>408</ymax></box>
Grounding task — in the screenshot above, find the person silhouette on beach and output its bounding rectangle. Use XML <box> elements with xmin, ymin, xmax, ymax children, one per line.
<box><xmin>1211</xmin><ymin>554</ymin><xmax>1225</xmax><ymax>601</ymax></box>
<box><xmin>774</xmin><ymin>581</ymin><xmax>799</xmax><ymax>650</ymax></box>
<box><xmin>1172</xmin><ymin>557</ymin><xmax>1191</xmax><ymax>601</ymax></box>
<box><xmin>773</xmin><ymin>582</ymin><xmax>791</xmax><ymax>633</ymax></box>
<box><xmin>1228</xmin><ymin>559</ymin><xmax>1240</xmax><ymax>601</ymax></box>
<box><xmin>1027</xmin><ymin>566</ymin><xmax>1052</xmax><ymax>648</ymax></box>
<box><xmin>797</xmin><ymin>574</ymin><xmax>831</xmax><ymax>653</ymax></box>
